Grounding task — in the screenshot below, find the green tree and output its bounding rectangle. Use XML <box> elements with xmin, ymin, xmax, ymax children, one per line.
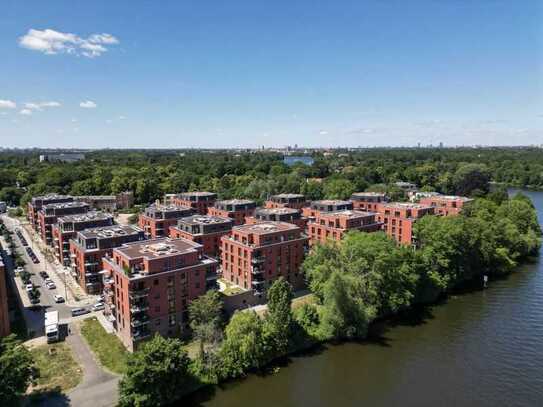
<box><xmin>219</xmin><ymin>311</ymin><xmax>269</xmax><ymax>379</ymax></box>
<box><xmin>453</xmin><ymin>163</ymin><xmax>490</xmax><ymax>196</ymax></box>
<box><xmin>0</xmin><ymin>335</ymin><xmax>38</xmax><ymax>406</ymax></box>
<box><xmin>265</xmin><ymin>277</ymin><xmax>293</xmax><ymax>355</ymax></box>
<box><xmin>118</xmin><ymin>335</ymin><xmax>195</xmax><ymax>407</ymax></box>
<box><xmin>323</xmin><ymin>178</ymin><xmax>355</xmax><ymax>200</ymax></box>
<box><xmin>188</xmin><ymin>290</ymin><xmax>223</xmax><ymax>356</ymax></box>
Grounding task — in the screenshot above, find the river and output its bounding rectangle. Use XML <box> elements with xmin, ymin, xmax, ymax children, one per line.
<box><xmin>190</xmin><ymin>189</ymin><xmax>543</xmax><ymax>407</ymax></box>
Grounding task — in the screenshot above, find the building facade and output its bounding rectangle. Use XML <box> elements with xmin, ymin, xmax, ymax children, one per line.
<box><xmin>70</xmin><ymin>225</ymin><xmax>145</xmax><ymax>294</ymax></box>
<box><xmin>169</xmin><ymin>215</ymin><xmax>233</xmax><ymax>259</ymax></box>
<box><xmin>74</xmin><ymin>196</ymin><xmax>118</xmax><ymax>212</ymax></box>
<box><xmin>221</xmin><ymin>222</ymin><xmax>308</xmax><ymax>295</ymax></box>
<box><xmin>102</xmin><ymin>238</ymin><xmax>218</xmax><ymax>351</ymax></box>
<box><xmin>246</xmin><ymin>207</ymin><xmax>307</xmax><ymax>229</ymax></box>
<box><xmin>27</xmin><ymin>194</ymin><xmax>73</xmax><ymax>231</ymax></box>
<box><xmin>172</xmin><ymin>192</ymin><xmax>217</xmax><ymax>215</ymax></box>
<box><xmin>350</xmin><ymin>192</ymin><xmax>388</xmax><ymax>212</ymax></box>
<box><xmin>376</xmin><ymin>202</ymin><xmax>435</xmax><ymax>245</ymax></box>
<box><xmin>264</xmin><ymin>193</ymin><xmax>307</xmax><ymax>210</ymax></box>
<box><xmin>207</xmin><ymin>199</ymin><xmax>256</xmax><ymax>226</ymax></box>
<box><xmin>302</xmin><ymin>199</ymin><xmax>353</xmax><ymax>220</ymax></box>
<box><xmin>38</xmin><ymin>201</ymin><xmax>89</xmax><ymax>246</ymax></box>
<box><xmin>419</xmin><ymin>195</ymin><xmax>473</xmax><ymax>216</ymax></box>
<box><xmin>307</xmin><ymin>210</ymin><xmax>382</xmax><ymax>245</ymax></box>
<box><xmin>138</xmin><ymin>203</ymin><xmax>193</xmax><ymax>238</ymax></box>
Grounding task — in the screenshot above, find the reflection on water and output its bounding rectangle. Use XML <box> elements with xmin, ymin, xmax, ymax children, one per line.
<box><xmin>189</xmin><ymin>189</ymin><xmax>543</xmax><ymax>407</ymax></box>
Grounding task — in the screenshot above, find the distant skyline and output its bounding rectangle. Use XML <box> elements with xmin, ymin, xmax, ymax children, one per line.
<box><xmin>1</xmin><ymin>1</ymin><xmax>542</xmax><ymax>148</ymax></box>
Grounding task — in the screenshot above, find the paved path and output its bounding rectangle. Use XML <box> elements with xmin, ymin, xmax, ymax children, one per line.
<box><xmin>41</xmin><ymin>323</ymin><xmax>120</xmax><ymax>407</ymax></box>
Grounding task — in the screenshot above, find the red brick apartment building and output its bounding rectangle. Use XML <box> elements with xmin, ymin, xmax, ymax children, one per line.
<box><xmin>221</xmin><ymin>222</ymin><xmax>308</xmax><ymax>295</ymax></box>
<box><xmin>70</xmin><ymin>225</ymin><xmax>145</xmax><ymax>294</ymax></box>
<box><xmin>302</xmin><ymin>199</ymin><xmax>353</xmax><ymax>219</ymax></box>
<box><xmin>169</xmin><ymin>215</ymin><xmax>233</xmax><ymax>259</ymax></box>
<box><xmin>207</xmin><ymin>199</ymin><xmax>256</xmax><ymax>226</ymax></box>
<box><xmin>246</xmin><ymin>207</ymin><xmax>307</xmax><ymax>229</ymax></box>
<box><xmin>102</xmin><ymin>238</ymin><xmax>218</xmax><ymax>351</ymax></box>
<box><xmin>308</xmin><ymin>210</ymin><xmax>382</xmax><ymax>245</ymax></box>
<box><xmin>27</xmin><ymin>194</ymin><xmax>73</xmax><ymax>231</ymax></box>
<box><xmin>0</xmin><ymin>258</ymin><xmax>10</xmax><ymax>337</ymax></box>
<box><xmin>419</xmin><ymin>195</ymin><xmax>473</xmax><ymax>216</ymax></box>
<box><xmin>264</xmin><ymin>193</ymin><xmax>307</xmax><ymax>210</ymax></box>
<box><xmin>138</xmin><ymin>203</ymin><xmax>193</xmax><ymax>238</ymax></box>
<box><xmin>172</xmin><ymin>192</ymin><xmax>217</xmax><ymax>215</ymax></box>
<box><xmin>52</xmin><ymin>212</ymin><xmax>114</xmax><ymax>267</ymax></box>
<box><xmin>376</xmin><ymin>202</ymin><xmax>435</xmax><ymax>245</ymax></box>
<box><xmin>38</xmin><ymin>201</ymin><xmax>89</xmax><ymax>246</ymax></box>
<box><xmin>350</xmin><ymin>192</ymin><xmax>388</xmax><ymax>212</ymax></box>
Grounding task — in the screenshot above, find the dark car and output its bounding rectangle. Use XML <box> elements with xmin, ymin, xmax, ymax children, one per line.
<box><xmin>71</xmin><ymin>308</ymin><xmax>89</xmax><ymax>317</ymax></box>
<box><xmin>40</xmin><ymin>271</ymin><xmax>49</xmax><ymax>279</ymax></box>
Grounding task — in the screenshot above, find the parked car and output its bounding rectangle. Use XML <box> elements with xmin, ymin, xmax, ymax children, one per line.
<box><xmin>46</xmin><ymin>282</ymin><xmax>56</xmax><ymax>290</ymax></box>
<box><xmin>40</xmin><ymin>271</ymin><xmax>49</xmax><ymax>279</ymax></box>
<box><xmin>25</xmin><ymin>283</ymin><xmax>33</xmax><ymax>292</ymax></box>
<box><xmin>53</xmin><ymin>294</ymin><xmax>65</xmax><ymax>303</ymax></box>
<box><xmin>71</xmin><ymin>308</ymin><xmax>89</xmax><ymax>317</ymax></box>
<box><xmin>44</xmin><ymin>278</ymin><xmax>52</xmax><ymax>284</ymax></box>
<box><xmin>91</xmin><ymin>302</ymin><xmax>105</xmax><ymax>312</ymax></box>
<box><xmin>29</xmin><ymin>297</ymin><xmax>40</xmax><ymax>305</ymax></box>
<box><xmin>16</xmin><ymin>266</ymin><xmax>24</xmax><ymax>274</ymax></box>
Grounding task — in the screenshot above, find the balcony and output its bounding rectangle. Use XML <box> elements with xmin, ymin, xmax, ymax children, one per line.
<box><xmin>251</xmin><ymin>266</ymin><xmax>264</xmax><ymax>275</ymax></box>
<box><xmin>132</xmin><ymin>329</ymin><xmax>151</xmax><ymax>341</ymax></box>
<box><xmin>130</xmin><ymin>302</ymin><xmax>149</xmax><ymax>314</ymax></box>
<box><xmin>131</xmin><ymin>314</ymin><xmax>150</xmax><ymax>328</ymax></box>
<box><xmin>251</xmin><ymin>256</ymin><xmax>265</xmax><ymax>265</ymax></box>
<box><xmin>129</xmin><ymin>287</ymin><xmax>150</xmax><ymax>300</ymax></box>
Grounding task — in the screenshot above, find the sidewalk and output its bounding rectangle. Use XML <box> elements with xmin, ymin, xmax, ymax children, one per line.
<box><xmin>19</xmin><ymin>221</ymin><xmax>98</xmax><ymax>307</ymax></box>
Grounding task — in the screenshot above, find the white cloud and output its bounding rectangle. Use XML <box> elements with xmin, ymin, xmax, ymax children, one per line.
<box><xmin>0</xmin><ymin>100</ymin><xmax>16</xmax><ymax>109</ymax></box>
<box><xmin>118</xmin><ymin>115</ymin><xmax>126</xmax><ymax>120</ymax></box>
<box><xmin>105</xmin><ymin>119</ymin><xmax>112</xmax><ymax>124</ymax></box>
<box><xmin>71</xmin><ymin>118</ymin><xmax>78</xmax><ymax>123</ymax></box>
<box><xmin>80</xmin><ymin>100</ymin><xmax>97</xmax><ymax>109</ymax></box>
<box><xmin>19</xmin><ymin>29</ymin><xmax>119</xmax><ymax>58</ymax></box>
<box><xmin>19</xmin><ymin>109</ymin><xmax>32</xmax><ymax>116</ymax></box>
<box><xmin>319</xmin><ymin>130</ymin><xmax>328</xmax><ymax>135</ymax></box>
<box><xmin>24</xmin><ymin>101</ymin><xmax>61</xmax><ymax>111</ymax></box>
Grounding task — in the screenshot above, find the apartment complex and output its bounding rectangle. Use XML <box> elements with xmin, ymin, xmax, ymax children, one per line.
<box><xmin>169</xmin><ymin>215</ymin><xmax>233</xmax><ymax>258</ymax></box>
<box><xmin>172</xmin><ymin>192</ymin><xmax>217</xmax><ymax>215</ymax></box>
<box><xmin>350</xmin><ymin>192</ymin><xmax>388</xmax><ymax>212</ymax></box>
<box><xmin>376</xmin><ymin>202</ymin><xmax>435</xmax><ymax>245</ymax></box>
<box><xmin>307</xmin><ymin>210</ymin><xmax>382</xmax><ymax>245</ymax></box>
<box><xmin>264</xmin><ymin>193</ymin><xmax>307</xmax><ymax>210</ymax></box>
<box><xmin>247</xmin><ymin>207</ymin><xmax>307</xmax><ymax>229</ymax></box>
<box><xmin>302</xmin><ymin>199</ymin><xmax>353</xmax><ymax>219</ymax></box>
<box><xmin>221</xmin><ymin>222</ymin><xmax>308</xmax><ymax>295</ymax></box>
<box><xmin>102</xmin><ymin>238</ymin><xmax>218</xmax><ymax>351</ymax></box>
<box><xmin>138</xmin><ymin>203</ymin><xmax>193</xmax><ymax>238</ymax></box>
<box><xmin>70</xmin><ymin>225</ymin><xmax>145</xmax><ymax>294</ymax></box>
<box><xmin>0</xmin><ymin>258</ymin><xmax>9</xmax><ymax>337</ymax></box>
<box><xmin>38</xmin><ymin>201</ymin><xmax>89</xmax><ymax>245</ymax></box>
<box><xmin>207</xmin><ymin>199</ymin><xmax>256</xmax><ymax>225</ymax></box>
<box><xmin>27</xmin><ymin>194</ymin><xmax>73</xmax><ymax>230</ymax></box>
<box><xmin>419</xmin><ymin>194</ymin><xmax>473</xmax><ymax>216</ymax></box>
<box><xmin>53</xmin><ymin>212</ymin><xmax>114</xmax><ymax>266</ymax></box>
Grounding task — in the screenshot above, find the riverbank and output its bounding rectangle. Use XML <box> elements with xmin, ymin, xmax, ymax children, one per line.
<box><xmin>181</xmin><ymin>189</ymin><xmax>543</xmax><ymax>407</ymax></box>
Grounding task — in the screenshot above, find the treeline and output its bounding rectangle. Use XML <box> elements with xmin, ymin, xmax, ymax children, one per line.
<box><xmin>117</xmin><ymin>193</ymin><xmax>540</xmax><ymax>406</ymax></box>
<box><xmin>0</xmin><ymin>147</ymin><xmax>542</xmax><ymax>206</ymax></box>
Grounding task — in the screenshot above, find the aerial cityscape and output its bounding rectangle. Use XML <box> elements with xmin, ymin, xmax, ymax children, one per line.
<box><xmin>1</xmin><ymin>1</ymin><xmax>542</xmax><ymax>407</ymax></box>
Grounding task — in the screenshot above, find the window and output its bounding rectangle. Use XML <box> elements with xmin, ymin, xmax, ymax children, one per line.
<box><xmin>169</xmin><ymin>314</ymin><xmax>176</xmax><ymax>326</ymax></box>
<box><xmin>154</xmin><ymin>279</ymin><xmax>159</xmax><ymax>286</ymax></box>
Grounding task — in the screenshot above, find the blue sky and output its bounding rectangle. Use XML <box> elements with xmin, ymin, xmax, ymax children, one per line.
<box><xmin>1</xmin><ymin>0</ymin><xmax>542</xmax><ymax>148</ymax></box>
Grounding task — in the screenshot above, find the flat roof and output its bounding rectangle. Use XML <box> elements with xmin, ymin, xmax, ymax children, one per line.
<box><xmin>428</xmin><ymin>195</ymin><xmax>473</xmax><ymax>202</ymax></box>
<box><xmin>256</xmin><ymin>207</ymin><xmax>299</xmax><ymax>215</ymax></box>
<box><xmin>271</xmin><ymin>193</ymin><xmax>305</xmax><ymax>199</ymax></box>
<box><xmin>79</xmin><ymin>224</ymin><xmax>141</xmax><ymax>239</ymax></box>
<box><xmin>42</xmin><ymin>201</ymin><xmax>88</xmax><ymax>210</ymax></box>
<box><xmin>116</xmin><ymin>238</ymin><xmax>201</xmax><ymax>260</ymax></box>
<box><xmin>58</xmin><ymin>211</ymin><xmax>112</xmax><ymax>223</ymax></box>
<box><xmin>312</xmin><ymin>199</ymin><xmax>352</xmax><ymax>206</ymax></box>
<box><xmin>215</xmin><ymin>199</ymin><xmax>255</xmax><ymax>205</ymax></box>
<box><xmin>32</xmin><ymin>193</ymin><xmax>72</xmax><ymax>202</ymax></box>
<box><xmin>351</xmin><ymin>192</ymin><xmax>386</xmax><ymax>197</ymax></box>
<box><xmin>179</xmin><ymin>191</ymin><xmax>216</xmax><ymax>197</ymax></box>
<box><xmin>177</xmin><ymin>214</ymin><xmax>232</xmax><ymax>226</ymax></box>
<box><xmin>146</xmin><ymin>203</ymin><xmax>191</xmax><ymax>212</ymax></box>
<box><xmin>234</xmin><ymin>221</ymin><xmax>298</xmax><ymax>234</ymax></box>
<box><xmin>381</xmin><ymin>202</ymin><xmax>432</xmax><ymax>210</ymax></box>
<box><xmin>320</xmin><ymin>209</ymin><xmax>376</xmax><ymax>219</ymax></box>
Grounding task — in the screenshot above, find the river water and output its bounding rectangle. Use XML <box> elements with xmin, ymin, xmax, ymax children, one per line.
<box><xmin>192</xmin><ymin>189</ymin><xmax>543</xmax><ymax>407</ymax></box>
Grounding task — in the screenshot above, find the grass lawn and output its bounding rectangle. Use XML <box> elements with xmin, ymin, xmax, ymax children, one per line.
<box><xmin>30</xmin><ymin>342</ymin><xmax>83</xmax><ymax>394</ymax></box>
<box><xmin>80</xmin><ymin>317</ymin><xmax>129</xmax><ymax>374</ymax></box>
